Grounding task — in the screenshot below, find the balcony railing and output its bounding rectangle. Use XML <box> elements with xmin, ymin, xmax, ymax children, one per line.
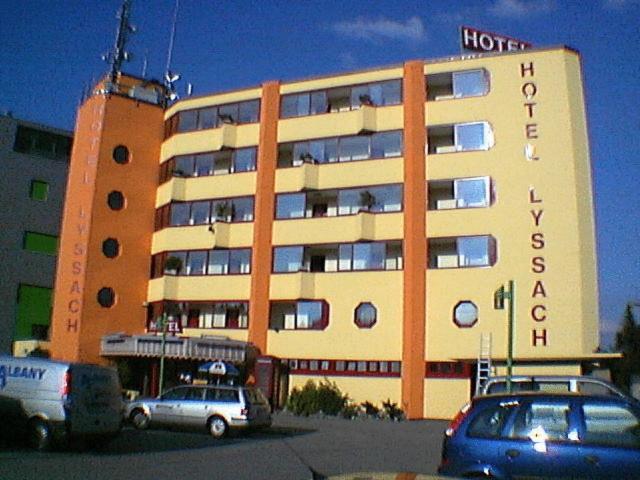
<box><xmin>101</xmin><ymin>333</ymin><xmax>256</xmax><ymax>363</ymax></box>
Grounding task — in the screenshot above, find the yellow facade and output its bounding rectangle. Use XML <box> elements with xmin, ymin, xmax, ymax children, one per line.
<box><xmin>134</xmin><ymin>47</ymin><xmax>599</xmax><ymax>419</ymax></box>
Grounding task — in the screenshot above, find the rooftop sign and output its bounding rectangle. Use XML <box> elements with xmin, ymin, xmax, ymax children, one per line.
<box><xmin>461</xmin><ymin>26</ymin><xmax>532</xmax><ymax>53</ymax></box>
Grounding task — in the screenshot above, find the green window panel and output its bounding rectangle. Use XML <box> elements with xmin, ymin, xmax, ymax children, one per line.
<box><xmin>30</xmin><ymin>180</ymin><xmax>49</xmax><ymax>201</ymax></box>
<box><xmin>23</xmin><ymin>231</ymin><xmax>58</xmax><ymax>255</ymax></box>
<box><xmin>15</xmin><ymin>284</ymin><xmax>52</xmax><ymax>341</ymax></box>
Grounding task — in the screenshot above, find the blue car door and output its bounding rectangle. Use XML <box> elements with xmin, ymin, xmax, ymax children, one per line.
<box><xmin>576</xmin><ymin>398</ymin><xmax>640</xmax><ymax>478</ymax></box>
<box><xmin>500</xmin><ymin>398</ymin><xmax>584</xmax><ymax>478</ymax></box>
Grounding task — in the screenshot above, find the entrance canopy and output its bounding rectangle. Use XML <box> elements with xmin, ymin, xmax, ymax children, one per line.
<box><xmin>101</xmin><ymin>333</ymin><xmax>258</xmax><ymax>364</ymax></box>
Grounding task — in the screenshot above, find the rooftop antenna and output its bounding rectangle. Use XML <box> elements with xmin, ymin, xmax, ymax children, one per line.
<box><xmin>102</xmin><ymin>0</ymin><xmax>136</xmax><ymax>92</ymax></box>
<box><xmin>164</xmin><ymin>0</ymin><xmax>181</xmax><ymax>103</ymax></box>
<box><xmin>141</xmin><ymin>48</ymin><xmax>149</xmax><ymax>78</ymax></box>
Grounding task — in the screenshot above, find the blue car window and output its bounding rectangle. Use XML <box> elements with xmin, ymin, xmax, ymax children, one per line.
<box><xmin>217</xmin><ymin>389</ymin><xmax>239</xmax><ymax>403</ymax></box>
<box><xmin>184</xmin><ymin>388</ymin><xmax>204</xmax><ymax>401</ymax></box>
<box><xmin>205</xmin><ymin>388</ymin><xmax>239</xmax><ymax>402</ymax></box>
<box><xmin>467</xmin><ymin>404</ymin><xmax>512</xmax><ymax>438</ymax></box>
<box><xmin>582</xmin><ymin>402</ymin><xmax>640</xmax><ymax>448</ymax></box>
<box><xmin>161</xmin><ymin>387</ymin><xmax>189</xmax><ymax>401</ymax></box>
<box><xmin>509</xmin><ymin>401</ymin><xmax>570</xmax><ymax>441</ymax></box>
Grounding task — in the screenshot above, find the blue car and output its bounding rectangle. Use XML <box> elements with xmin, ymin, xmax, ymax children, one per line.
<box><xmin>438</xmin><ymin>392</ymin><xmax>640</xmax><ymax>479</ymax></box>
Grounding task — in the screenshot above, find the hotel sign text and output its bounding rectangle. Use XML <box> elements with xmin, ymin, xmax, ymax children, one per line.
<box><xmin>461</xmin><ymin>26</ymin><xmax>531</xmax><ymax>53</ymax></box>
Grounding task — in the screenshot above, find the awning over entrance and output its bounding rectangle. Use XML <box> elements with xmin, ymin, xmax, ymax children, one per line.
<box><xmin>100</xmin><ymin>333</ymin><xmax>258</xmax><ymax>363</ymax></box>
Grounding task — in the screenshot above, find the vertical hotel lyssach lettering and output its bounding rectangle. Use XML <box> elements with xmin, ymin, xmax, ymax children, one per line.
<box><xmin>50</xmin><ymin>42</ymin><xmax>602</xmax><ymax>419</ymax></box>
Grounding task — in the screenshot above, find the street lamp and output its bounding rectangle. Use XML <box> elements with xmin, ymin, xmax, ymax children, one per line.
<box><xmin>495</xmin><ymin>280</ymin><xmax>516</xmax><ymax>393</ymax></box>
<box><xmin>156</xmin><ymin>311</ymin><xmax>169</xmax><ymax>396</ymax></box>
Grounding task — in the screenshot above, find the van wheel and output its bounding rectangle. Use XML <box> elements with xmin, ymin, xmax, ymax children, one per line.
<box><xmin>130</xmin><ymin>409</ymin><xmax>150</xmax><ymax>430</ymax></box>
<box><xmin>29</xmin><ymin>419</ymin><xmax>52</xmax><ymax>451</ymax></box>
<box><xmin>207</xmin><ymin>416</ymin><xmax>228</xmax><ymax>439</ymax></box>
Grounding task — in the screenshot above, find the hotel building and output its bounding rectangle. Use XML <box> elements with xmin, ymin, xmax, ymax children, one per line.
<box><xmin>50</xmin><ymin>46</ymin><xmax>601</xmax><ymax>419</ymax></box>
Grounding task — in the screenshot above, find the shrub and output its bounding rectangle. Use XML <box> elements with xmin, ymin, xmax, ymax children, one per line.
<box><xmin>381</xmin><ymin>398</ymin><xmax>404</xmax><ymax>421</ymax></box>
<box><xmin>360</xmin><ymin>401</ymin><xmax>380</xmax><ymax>417</ymax></box>
<box><xmin>340</xmin><ymin>402</ymin><xmax>361</xmax><ymax>419</ymax></box>
<box><xmin>286</xmin><ymin>379</ymin><xmax>349</xmax><ymax>416</ymax></box>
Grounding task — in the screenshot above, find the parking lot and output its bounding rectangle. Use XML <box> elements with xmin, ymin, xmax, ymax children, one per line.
<box><xmin>0</xmin><ymin>412</ymin><xmax>449</xmax><ymax>480</ymax></box>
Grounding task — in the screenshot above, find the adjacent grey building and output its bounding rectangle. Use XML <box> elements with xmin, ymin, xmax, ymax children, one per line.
<box><xmin>0</xmin><ymin>114</ymin><xmax>71</xmax><ymax>355</ymax></box>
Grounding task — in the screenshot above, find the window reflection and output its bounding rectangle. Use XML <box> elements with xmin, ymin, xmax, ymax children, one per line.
<box><xmin>426</xmin><ymin>69</ymin><xmax>489</xmax><ymax>101</ymax></box>
<box><xmin>278</xmin><ymin>131</ymin><xmax>402</xmax><ymax>167</ymax></box>
<box><xmin>428</xmin><ymin>235</ymin><xmax>496</xmax><ymax>269</ymax></box>
<box><xmin>164</xmin><ymin>196</ymin><xmax>254</xmax><ymax>228</ymax></box>
<box><xmin>276</xmin><ymin>185</ymin><xmax>401</xmax><ymax>220</ymax></box>
<box><xmin>269</xmin><ymin>301</ymin><xmax>328</xmax><ymax>330</ymax></box>
<box><xmin>273</xmin><ymin>241</ymin><xmax>402</xmax><ymax>273</ymax></box>
<box><xmin>165</xmin><ymin>99</ymin><xmax>260</xmax><ymax>138</ymax></box>
<box><xmin>153</xmin><ymin>248</ymin><xmax>251</xmax><ymax>278</ymax></box>
<box><xmin>273</xmin><ymin>246</ymin><xmax>304</xmax><ymax>272</ymax></box>
<box><xmin>280</xmin><ymin>79</ymin><xmax>401</xmax><ymax>119</ymax></box>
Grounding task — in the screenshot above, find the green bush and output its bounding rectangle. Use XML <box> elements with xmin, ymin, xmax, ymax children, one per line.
<box><xmin>381</xmin><ymin>398</ymin><xmax>404</xmax><ymax>421</ymax></box>
<box><xmin>360</xmin><ymin>400</ymin><xmax>380</xmax><ymax>417</ymax></box>
<box><xmin>340</xmin><ymin>402</ymin><xmax>361</xmax><ymax>419</ymax></box>
<box><xmin>286</xmin><ymin>379</ymin><xmax>349</xmax><ymax>416</ymax></box>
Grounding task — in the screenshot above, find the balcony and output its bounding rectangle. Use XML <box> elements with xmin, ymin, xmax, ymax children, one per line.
<box><xmin>151</xmin><ymin>222</ymin><xmax>253</xmax><ymax>253</ymax></box>
<box><xmin>147</xmin><ymin>274</ymin><xmax>251</xmax><ymax>303</ymax></box>
<box><xmin>279</xmin><ymin>104</ymin><xmax>402</xmax><ymax>143</ymax></box>
<box><xmin>160</xmin><ymin>123</ymin><xmax>260</xmax><ymax>162</ymax></box>
<box><xmin>273</xmin><ymin>211</ymin><xmax>401</xmax><ymax>245</ymax></box>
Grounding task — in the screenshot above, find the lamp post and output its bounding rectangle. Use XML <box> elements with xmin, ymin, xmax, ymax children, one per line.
<box><xmin>157</xmin><ymin>311</ymin><xmax>169</xmax><ymax>396</ymax></box>
<box><xmin>495</xmin><ymin>280</ymin><xmax>516</xmax><ymax>393</ymax></box>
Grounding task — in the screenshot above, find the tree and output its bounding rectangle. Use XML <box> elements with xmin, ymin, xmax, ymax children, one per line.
<box><xmin>612</xmin><ymin>303</ymin><xmax>640</xmax><ymax>391</ymax></box>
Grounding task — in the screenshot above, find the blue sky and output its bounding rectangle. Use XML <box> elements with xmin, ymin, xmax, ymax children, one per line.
<box><xmin>1</xmin><ymin>0</ymin><xmax>638</xmax><ymax>348</ymax></box>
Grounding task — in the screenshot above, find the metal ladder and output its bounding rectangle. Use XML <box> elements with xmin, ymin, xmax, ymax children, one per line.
<box><xmin>475</xmin><ymin>333</ymin><xmax>493</xmax><ymax>395</ymax></box>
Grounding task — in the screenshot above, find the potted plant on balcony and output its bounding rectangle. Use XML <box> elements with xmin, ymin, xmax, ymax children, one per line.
<box><xmin>299</xmin><ymin>152</ymin><xmax>315</xmax><ymax>164</ymax></box>
<box><xmin>164</xmin><ymin>255</ymin><xmax>183</xmax><ymax>275</ymax></box>
<box><xmin>359</xmin><ymin>190</ymin><xmax>377</xmax><ymax>212</ymax></box>
<box><xmin>359</xmin><ymin>94</ymin><xmax>374</xmax><ymax>107</ymax></box>
<box><xmin>215</xmin><ymin>201</ymin><xmax>234</xmax><ymax>222</ymax></box>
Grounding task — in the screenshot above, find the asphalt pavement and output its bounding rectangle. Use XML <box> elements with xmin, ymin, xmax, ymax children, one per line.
<box><xmin>0</xmin><ymin>412</ymin><xmax>450</xmax><ymax>480</ymax></box>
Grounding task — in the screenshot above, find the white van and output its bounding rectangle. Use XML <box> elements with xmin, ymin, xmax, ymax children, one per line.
<box><xmin>0</xmin><ymin>355</ymin><xmax>124</xmax><ymax>450</ymax></box>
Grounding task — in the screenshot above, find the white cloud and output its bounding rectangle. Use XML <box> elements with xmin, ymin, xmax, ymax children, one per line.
<box><xmin>332</xmin><ymin>16</ymin><xmax>426</xmax><ymax>42</ymax></box>
<box><xmin>488</xmin><ymin>0</ymin><xmax>555</xmax><ymax>18</ymax></box>
<box><xmin>603</xmin><ymin>0</ymin><xmax>639</xmax><ymax>9</ymax></box>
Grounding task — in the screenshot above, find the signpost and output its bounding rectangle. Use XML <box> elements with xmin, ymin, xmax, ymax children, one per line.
<box><xmin>495</xmin><ymin>281</ymin><xmax>516</xmax><ymax>393</ymax></box>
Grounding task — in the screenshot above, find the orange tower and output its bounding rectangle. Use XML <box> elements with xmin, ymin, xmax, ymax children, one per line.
<box><xmin>50</xmin><ymin>75</ymin><xmax>165</xmax><ymax>363</ymax></box>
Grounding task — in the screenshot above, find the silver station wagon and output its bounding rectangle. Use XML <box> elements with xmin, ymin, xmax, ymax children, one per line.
<box><xmin>126</xmin><ymin>385</ymin><xmax>272</xmax><ymax>438</ymax></box>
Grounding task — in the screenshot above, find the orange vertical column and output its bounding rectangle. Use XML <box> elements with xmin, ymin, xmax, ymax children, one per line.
<box><xmin>401</xmin><ymin>61</ymin><xmax>427</xmax><ymax>419</ymax></box>
<box><xmin>50</xmin><ymin>94</ymin><xmax>106</xmax><ymax>362</ymax></box>
<box><xmin>51</xmin><ymin>76</ymin><xmax>165</xmax><ymax>364</ymax></box>
<box><xmin>248</xmin><ymin>81</ymin><xmax>280</xmax><ymax>353</ymax></box>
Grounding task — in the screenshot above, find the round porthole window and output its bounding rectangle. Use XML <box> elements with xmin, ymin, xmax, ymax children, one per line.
<box><xmin>97</xmin><ymin>287</ymin><xmax>116</xmax><ymax>308</ymax></box>
<box><xmin>102</xmin><ymin>238</ymin><xmax>120</xmax><ymax>258</ymax></box>
<box><xmin>354</xmin><ymin>302</ymin><xmax>377</xmax><ymax>328</ymax></box>
<box><xmin>453</xmin><ymin>301</ymin><xmax>478</xmax><ymax>328</ymax></box>
<box><xmin>107</xmin><ymin>191</ymin><xmax>125</xmax><ymax>210</ymax></box>
<box><xmin>112</xmin><ymin>145</ymin><xmax>130</xmax><ymax>165</ymax></box>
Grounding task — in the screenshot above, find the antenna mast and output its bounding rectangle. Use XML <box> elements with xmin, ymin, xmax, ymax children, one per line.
<box><xmin>164</xmin><ymin>0</ymin><xmax>181</xmax><ymax>102</ymax></box>
<box><xmin>102</xmin><ymin>0</ymin><xmax>136</xmax><ymax>91</ymax></box>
